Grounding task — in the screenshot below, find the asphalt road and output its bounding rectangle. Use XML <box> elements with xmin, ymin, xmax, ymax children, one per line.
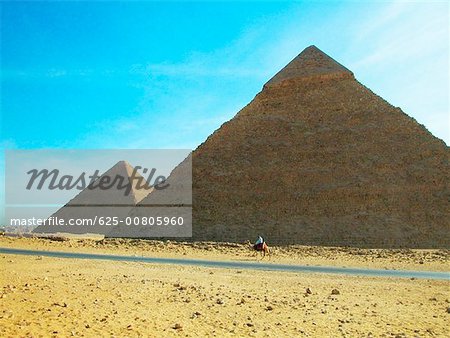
<box><xmin>1</xmin><ymin>247</ymin><xmax>449</xmax><ymax>281</ymax></box>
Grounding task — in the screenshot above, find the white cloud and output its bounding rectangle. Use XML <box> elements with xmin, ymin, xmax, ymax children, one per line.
<box><xmin>351</xmin><ymin>3</ymin><xmax>448</xmax><ymax>70</ymax></box>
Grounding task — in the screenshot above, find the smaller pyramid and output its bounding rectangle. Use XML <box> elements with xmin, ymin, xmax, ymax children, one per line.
<box><xmin>33</xmin><ymin>161</ymin><xmax>151</xmax><ymax>235</ymax></box>
<box><xmin>265</xmin><ymin>45</ymin><xmax>353</xmax><ymax>86</ymax></box>
<box><xmin>62</xmin><ymin>160</ymin><xmax>151</xmax><ymax>206</ymax></box>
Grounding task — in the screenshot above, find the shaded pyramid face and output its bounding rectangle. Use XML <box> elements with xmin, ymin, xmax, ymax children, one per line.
<box><xmin>190</xmin><ymin>45</ymin><xmax>449</xmax><ymax>248</ymax></box>
<box><xmin>33</xmin><ymin>161</ymin><xmax>151</xmax><ymax>235</ymax></box>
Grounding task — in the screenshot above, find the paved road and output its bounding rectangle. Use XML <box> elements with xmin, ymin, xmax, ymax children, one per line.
<box><xmin>1</xmin><ymin>247</ymin><xmax>449</xmax><ymax>280</ymax></box>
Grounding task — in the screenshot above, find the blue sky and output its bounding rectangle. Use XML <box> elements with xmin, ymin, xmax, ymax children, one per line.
<box><xmin>1</xmin><ymin>1</ymin><xmax>449</xmax><ymax>224</ymax></box>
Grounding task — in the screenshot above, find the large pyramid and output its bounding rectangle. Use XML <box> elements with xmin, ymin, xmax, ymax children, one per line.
<box><xmin>187</xmin><ymin>45</ymin><xmax>449</xmax><ymax>248</ymax></box>
<box><xmin>33</xmin><ymin>161</ymin><xmax>150</xmax><ymax>235</ymax></box>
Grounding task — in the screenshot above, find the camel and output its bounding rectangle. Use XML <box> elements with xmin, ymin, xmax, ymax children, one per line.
<box><xmin>248</xmin><ymin>240</ymin><xmax>270</xmax><ymax>258</ymax></box>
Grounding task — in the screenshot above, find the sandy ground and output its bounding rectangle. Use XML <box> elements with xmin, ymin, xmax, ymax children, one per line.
<box><xmin>1</xmin><ymin>236</ymin><xmax>449</xmax><ymax>337</ymax></box>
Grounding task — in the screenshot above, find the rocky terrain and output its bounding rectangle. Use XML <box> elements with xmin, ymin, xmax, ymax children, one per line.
<box><xmin>1</xmin><ymin>251</ymin><xmax>449</xmax><ymax>337</ymax></box>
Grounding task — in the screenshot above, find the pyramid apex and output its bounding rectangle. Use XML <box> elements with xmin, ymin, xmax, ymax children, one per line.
<box><xmin>304</xmin><ymin>44</ymin><xmax>320</xmax><ymax>51</ymax></box>
<box><xmin>112</xmin><ymin>160</ymin><xmax>135</xmax><ymax>175</ymax></box>
<box><xmin>265</xmin><ymin>45</ymin><xmax>353</xmax><ymax>86</ymax></box>
<box><xmin>115</xmin><ymin>160</ymin><xmax>131</xmax><ymax>167</ymax></box>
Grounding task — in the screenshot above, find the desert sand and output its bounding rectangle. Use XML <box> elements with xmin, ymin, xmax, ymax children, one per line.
<box><xmin>1</xmin><ymin>236</ymin><xmax>449</xmax><ymax>337</ymax></box>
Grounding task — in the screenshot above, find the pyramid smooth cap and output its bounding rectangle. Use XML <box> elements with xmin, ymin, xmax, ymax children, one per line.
<box><xmin>103</xmin><ymin>160</ymin><xmax>151</xmax><ymax>203</ymax></box>
<box><xmin>113</xmin><ymin>160</ymin><xmax>137</xmax><ymax>177</ymax></box>
<box><xmin>265</xmin><ymin>45</ymin><xmax>353</xmax><ymax>86</ymax></box>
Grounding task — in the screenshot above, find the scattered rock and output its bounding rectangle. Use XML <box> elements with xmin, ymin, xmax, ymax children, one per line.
<box><xmin>306</xmin><ymin>288</ymin><xmax>312</xmax><ymax>294</ymax></box>
<box><xmin>266</xmin><ymin>305</ymin><xmax>274</xmax><ymax>311</ymax></box>
<box><xmin>237</xmin><ymin>298</ymin><xmax>246</xmax><ymax>305</ymax></box>
<box><xmin>173</xmin><ymin>323</ymin><xmax>183</xmax><ymax>330</ymax></box>
<box><xmin>216</xmin><ymin>298</ymin><xmax>224</xmax><ymax>305</ymax></box>
<box><xmin>331</xmin><ymin>289</ymin><xmax>340</xmax><ymax>295</ymax></box>
<box><xmin>52</xmin><ymin>302</ymin><xmax>67</xmax><ymax>308</ymax></box>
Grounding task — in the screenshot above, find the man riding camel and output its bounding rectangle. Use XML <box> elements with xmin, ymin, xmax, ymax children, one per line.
<box><xmin>252</xmin><ymin>235</ymin><xmax>269</xmax><ymax>258</ymax></box>
<box><xmin>254</xmin><ymin>235</ymin><xmax>265</xmax><ymax>250</ymax></box>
